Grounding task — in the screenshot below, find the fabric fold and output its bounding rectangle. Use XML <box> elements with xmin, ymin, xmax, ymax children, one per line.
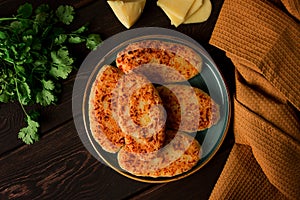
<box><xmin>209</xmin><ymin>144</ymin><xmax>288</xmax><ymax>200</ymax></box>
<box><xmin>234</xmin><ymin>97</ymin><xmax>300</xmax><ymax>198</ymax></box>
<box><xmin>209</xmin><ymin>0</ymin><xmax>300</xmax><ymax>199</ymax></box>
<box><xmin>210</xmin><ymin>0</ymin><xmax>300</xmax><ymax>110</ymax></box>
<box><xmin>281</xmin><ymin>0</ymin><xmax>300</xmax><ymax>20</ymax></box>
<box><xmin>234</xmin><ymin>63</ymin><xmax>300</xmax><ymax>142</ymax></box>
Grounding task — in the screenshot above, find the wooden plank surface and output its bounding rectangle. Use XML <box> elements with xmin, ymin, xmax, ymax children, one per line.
<box><xmin>0</xmin><ymin>0</ymin><xmax>236</xmax><ymax>199</ymax></box>
<box><xmin>0</xmin><ymin>120</ymin><xmax>151</xmax><ymax>200</ymax></box>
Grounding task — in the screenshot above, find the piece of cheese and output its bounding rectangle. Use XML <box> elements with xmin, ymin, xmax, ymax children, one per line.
<box><xmin>157</xmin><ymin>0</ymin><xmax>194</xmax><ymax>20</ymax></box>
<box><xmin>184</xmin><ymin>0</ymin><xmax>212</xmax><ymax>24</ymax></box>
<box><xmin>107</xmin><ymin>0</ymin><xmax>146</xmax><ymax>29</ymax></box>
<box><xmin>185</xmin><ymin>0</ymin><xmax>203</xmax><ymax>19</ymax></box>
<box><xmin>157</xmin><ymin>3</ymin><xmax>182</xmax><ymax>27</ymax></box>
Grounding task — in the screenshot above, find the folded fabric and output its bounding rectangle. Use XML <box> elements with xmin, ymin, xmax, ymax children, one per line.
<box><xmin>281</xmin><ymin>0</ymin><xmax>300</xmax><ymax>20</ymax></box>
<box><xmin>209</xmin><ymin>0</ymin><xmax>300</xmax><ymax>199</ymax></box>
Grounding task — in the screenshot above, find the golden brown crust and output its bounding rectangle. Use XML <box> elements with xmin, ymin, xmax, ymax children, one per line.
<box><xmin>89</xmin><ymin>66</ymin><xmax>166</xmax><ymax>154</ymax></box>
<box><xmin>116</xmin><ymin>40</ymin><xmax>202</xmax><ymax>83</ymax></box>
<box><xmin>117</xmin><ymin>130</ymin><xmax>201</xmax><ymax>177</ymax></box>
<box><xmin>115</xmin><ymin>72</ymin><xmax>166</xmax><ymax>153</ymax></box>
<box><xmin>156</xmin><ymin>84</ymin><xmax>220</xmax><ymax>132</ymax></box>
<box><xmin>89</xmin><ymin>65</ymin><xmax>125</xmax><ymax>153</ymax></box>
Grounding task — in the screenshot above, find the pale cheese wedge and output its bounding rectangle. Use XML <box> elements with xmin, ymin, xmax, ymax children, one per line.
<box><xmin>107</xmin><ymin>0</ymin><xmax>146</xmax><ymax>29</ymax></box>
<box><xmin>157</xmin><ymin>0</ymin><xmax>195</xmax><ymax>20</ymax></box>
<box><xmin>157</xmin><ymin>0</ymin><xmax>194</xmax><ymax>27</ymax></box>
<box><xmin>186</xmin><ymin>0</ymin><xmax>203</xmax><ymax>19</ymax></box>
<box><xmin>184</xmin><ymin>0</ymin><xmax>212</xmax><ymax>24</ymax></box>
<box><xmin>157</xmin><ymin>3</ymin><xmax>182</xmax><ymax>27</ymax></box>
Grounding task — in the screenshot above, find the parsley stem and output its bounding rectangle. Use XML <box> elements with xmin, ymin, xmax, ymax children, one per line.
<box><xmin>0</xmin><ymin>26</ymin><xmax>10</xmax><ymax>30</ymax></box>
<box><xmin>12</xmin><ymin>62</ymin><xmax>29</xmax><ymax>118</ymax></box>
<box><xmin>14</xmin><ymin>77</ymin><xmax>29</xmax><ymax>118</ymax></box>
<box><xmin>0</xmin><ymin>17</ymin><xmax>17</xmax><ymax>21</ymax></box>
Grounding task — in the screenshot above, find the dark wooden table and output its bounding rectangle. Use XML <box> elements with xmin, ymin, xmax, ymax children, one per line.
<box><xmin>0</xmin><ymin>0</ymin><xmax>235</xmax><ymax>199</ymax></box>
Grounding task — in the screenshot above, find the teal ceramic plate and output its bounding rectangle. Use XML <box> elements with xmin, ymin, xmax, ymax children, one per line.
<box><xmin>72</xmin><ymin>27</ymin><xmax>231</xmax><ymax>183</ymax></box>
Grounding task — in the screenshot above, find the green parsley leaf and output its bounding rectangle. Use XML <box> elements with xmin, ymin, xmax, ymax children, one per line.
<box><xmin>17</xmin><ymin>80</ymin><xmax>31</xmax><ymax>105</ymax></box>
<box><xmin>36</xmin><ymin>89</ymin><xmax>55</xmax><ymax>106</ymax></box>
<box><xmin>51</xmin><ymin>47</ymin><xmax>74</xmax><ymax>66</ymax></box>
<box><xmin>10</xmin><ymin>21</ymin><xmax>23</xmax><ymax>32</ymax></box>
<box><xmin>86</xmin><ymin>34</ymin><xmax>102</xmax><ymax>50</ymax></box>
<box><xmin>19</xmin><ymin>19</ymin><xmax>32</xmax><ymax>30</ymax></box>
<box><xmin>50</xmin><ymin>47</ymin><xmax>74</xmax><ymax>79</ymax></box>
<box><xmin>18</xmin><ymin>116</ymin><xmax>39</xmax><ymax>144</ymax></box>
<box><xmin>50</xmin><ymin>64</ymin><xmax>73</xmax><ymax>79</ymax></box>
<box><xmin>35</xmin><ymin>12</ymin><xmax>49</xmax><ymax>24</ymax></box>
<box><xmin>22</xmin><ymin>35</ymin><xmax>33</xmax><ymax>45</ymax></box>
<box><xmin>41</xmin><ymin>79</ymin><xmax>55</xmax><ymax>90</ymax></box>
<box><xmin>0</xmin><ymin>93</ymin><xmax>10</xmax><ymax>103</ymax></box>
<box><xmin>54</xmin><ymin>34</ymin><xmax>67</xmax><ymax>45</ymax></box>
<box><xmin>15</xmin><ymin>65</ymin><xmax>26</xmax><ymax>75</ymax></box>
<box><xmin>72</xmin><ymin>25</ymin><xmax>88</xmax><ymax>34</ymax></box>
<box><xmin>35</xmin><ymin>4</ymin><xmax>50</xmax><ymax>14</ymax></box>
<box><xmin>33</xmin><ymin>58</ymin><xmax>47</xmax><ymax>68</ymax></box>
<box><xmin>0</xmin><ymin>31</ymin><xmax>6</xmax><ymax>40</ymax></box>
<box><xmin>56</xmin><ymin>5</ymin><xmax>74</xmax><ymax>25</ymax></box>
<box><xmin>32</xmin><ymin>22</ymin><xmax>39</xmax><ymax>34</ymax></box>
<box><xmin>68</xmin><ymin>36</ymin><xmax>84</xmax><ymax>44</ymax></box>
<box><xmin>17</xmin><ymin>3</ymin><xmax>33</xmax><ymax>18</ymax></box>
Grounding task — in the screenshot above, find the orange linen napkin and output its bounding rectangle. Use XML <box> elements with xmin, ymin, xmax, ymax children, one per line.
<box><xmin>209</xmin><ymin>0</ymin><xmax>300</xmax><ymax>199</ymax></box>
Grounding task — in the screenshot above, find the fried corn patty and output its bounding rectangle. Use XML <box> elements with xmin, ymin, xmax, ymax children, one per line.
<box><xmin>116</xmin><ymin>40</ymin><xmax>202</xmax><ymax>83</ymax></box>
<box><xmin>115</xmin><ymin>71</ymin><xmax>166</xmax><ymax>153</ymax></box>
<box><xmin>156</xmin><ymin>84</ymin><xmax>220</xmax><ymax>132</ymax></box>
<box><xmin>118</xmin><ymin>130</ymin><xmax>201</xmax><ymax>177</ymax></box>
<box><xmin>89</xmin><ymin>65</ymin><xmax>125</xmax><ymax>153</ymax></box>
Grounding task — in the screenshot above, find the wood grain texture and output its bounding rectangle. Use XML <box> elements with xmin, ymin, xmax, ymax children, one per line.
<box><xmin>0</xmin><ymin>103</ymin><xmax>25</xmax><ymax>155</ymax></box>
<box><xmin>0</xmin><ymin>0</ymin><xmax>96</xmax><ymax>14</ymax></box>
<box><xmin>0</xmin><ymin>121</ymin><xmax>150</xmax><ymax>200</ymax></box>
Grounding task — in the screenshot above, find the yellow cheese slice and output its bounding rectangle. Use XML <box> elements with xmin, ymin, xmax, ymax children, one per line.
<box><xmin>184</xmin><ymin>0</ymin><xmax>212</xmax><ymax>24</ymax></box>
<box><xmin>157</xmin><ymin>3</ymin><xmax>182</xmax><ymax>27</ymax></box>
<box><xmin>157</xmin><ymin>0</ymin><xmax>194</xmax><ymax>20</ymax></box>
<box><xmin>186</xmin><ymin>0</ymin><xmax>203</xmax><ymax>19</ymax></box>
<box><xmin>107</xmin><ymin>0</ymin><xmax>146</xmax><ymax>29</ymax></box>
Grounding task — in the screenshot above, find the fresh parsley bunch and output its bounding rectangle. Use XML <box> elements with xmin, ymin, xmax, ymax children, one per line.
<box><xmin>0</xmin><ymin>3</ymin><xmax>101</xmax><ymax>144</ymax></box>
